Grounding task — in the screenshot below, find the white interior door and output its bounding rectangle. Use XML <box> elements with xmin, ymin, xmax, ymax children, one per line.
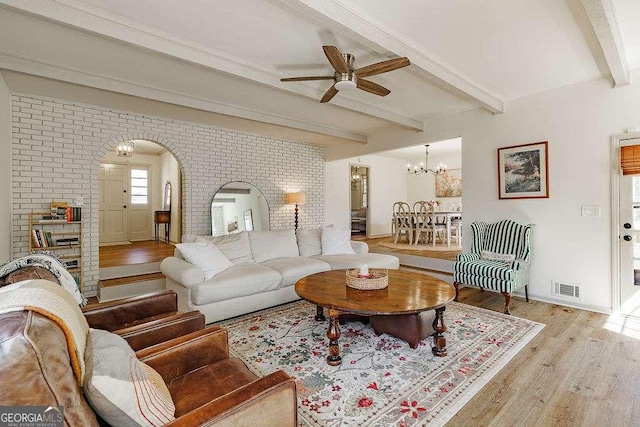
<box><xmin>619</xmin><ymin>140</ymin><xmax>640</xmax><ymax>318</ymax></box>
<box><xmin>129</xmin><ymin>166</ymin><xmax>151</xmax><ymax>241</ymax></box>
<box><xmin>99</xmin><ymin>163</ymin><xmax>128</xmax><ymax>244</ymax></box>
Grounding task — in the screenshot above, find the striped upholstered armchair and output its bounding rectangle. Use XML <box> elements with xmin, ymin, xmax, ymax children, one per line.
<box><xmin>453</xmin><ymin>219</ymin><xmax>534</xmax><ymax>314</ymax></box>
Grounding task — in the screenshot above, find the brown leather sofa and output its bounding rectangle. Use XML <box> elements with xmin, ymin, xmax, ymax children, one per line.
<box><xmin>82</xmin><ymin>290</ymin><xmax>206</xmax><ymax>351</ymax></box>
<box><xmin>0</xmin><ymin>310</ymin><xmax>298</xmax><ymax>426</ymax></box>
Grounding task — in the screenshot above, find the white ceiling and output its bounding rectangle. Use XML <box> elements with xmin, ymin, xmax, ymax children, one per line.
<box><xmin>0</xmin><ymin>0</ymin><xmax>638</xmax><ymax>153</ymax></box>
<box><xmin>378</xmin><ymin>137</ymin><xmax>462</xmax><ymax>162</ymax></box>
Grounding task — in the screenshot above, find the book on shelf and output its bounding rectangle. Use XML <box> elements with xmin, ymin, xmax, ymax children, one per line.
<box><xmin>55</xmin><ymin>237</ymin><xmax>79</xmax><ymax>246</ymax></box>
<box><xmin>64</xmin><ymin>259</ymin><xmax>78</xmax><ymax>269</ymax></box>
<box><xmin>37</xmin><ymin>218</ymin><xmax>68</xmax><ymax>224</ymax></box>
<box><xmin>31</xmin><ymin>229</ymin><xmax>54</xmax><ymax>248</ymax></box>
<box><xmin>50</xmin><ymin>201</ymin><xmax>68</xmax><ymax>217</ymax></box>
<box><xmin>66</xmin><ymin>206</ymin><xmax>82</xmax><ymax>222</ymax></box>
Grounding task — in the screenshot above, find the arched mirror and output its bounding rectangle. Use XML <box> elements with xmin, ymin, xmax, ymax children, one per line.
<box><xmin>211</xmin><ymin>181</ymin><xmax>269</xmax><ymax>236</ymax></box>
<box><xmin>164</xmin><ymin>181</ymin><xmax>171</xmax><ymax>211</ymax></box>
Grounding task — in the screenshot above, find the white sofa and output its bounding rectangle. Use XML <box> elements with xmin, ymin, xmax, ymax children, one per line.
<box><xmin>160</xmin><ymin>228</ymin><xmax>400</xmax><ymax>323</ymax></box>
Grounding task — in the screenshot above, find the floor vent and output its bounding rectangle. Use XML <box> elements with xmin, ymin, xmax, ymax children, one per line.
<box><xmin>552</xmin><ymin>280</ymin><xmax>581</xmax><ymax>300</ymax></box>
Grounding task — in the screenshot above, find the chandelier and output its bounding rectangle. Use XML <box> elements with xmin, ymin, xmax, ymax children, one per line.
<box><xmin>116</xmin><ymin>140</ymin><xmax>135</xmax><ymax>157</ymax></box>
<box><xmin>351</xmin><ymin>166</ymin><xmax>362</xmax><ymax>182</ymax></box>
<box><xmin>407</xmin><ymin>145</ymin><xmax>447</xmax><ymax>176</ymax></box>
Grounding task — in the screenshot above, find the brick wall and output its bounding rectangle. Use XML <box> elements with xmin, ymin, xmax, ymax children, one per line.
<box><xmin>11</xmin><ymin>94</ymin><xmax>326</xmax><ymax>296</ymax></box>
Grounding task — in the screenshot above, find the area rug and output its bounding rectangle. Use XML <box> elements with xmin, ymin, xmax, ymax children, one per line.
<box><xmin>379</xmin><ymin>239</ymin><xmax>461</xmax><ymax>252</ymax></box>
<box><xmin>218</xmin><ymin>300</ymin><xmax>544</xmax><ymax>426</ymax></box>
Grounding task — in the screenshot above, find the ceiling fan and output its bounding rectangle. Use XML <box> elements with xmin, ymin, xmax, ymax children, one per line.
<box><xmin>280</xmin><ymin>46</ymin><xmax>410</xmax><ymax>103</ymax></box>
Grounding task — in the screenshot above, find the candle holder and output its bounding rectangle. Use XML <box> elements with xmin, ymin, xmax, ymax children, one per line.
<box><xmin>345</xmin><ymin>268</ymin><xmax>388</xmax><ymax>290</ymax></box>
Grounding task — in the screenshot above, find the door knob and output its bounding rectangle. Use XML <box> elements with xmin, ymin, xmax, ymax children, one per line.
<box><xmin>123</xmin><ymin>205</ymin><xmax>127</xmax><ymax>209</ymax></box>
<box><xmin>624</xmin><ymin>223</ymin><xmax>632</xmax><ymax>229</ymax></box>
<box><xmin>623</xmin><ymin>235</ymin><xmax>632</xmax><ymax>241</ymax></box>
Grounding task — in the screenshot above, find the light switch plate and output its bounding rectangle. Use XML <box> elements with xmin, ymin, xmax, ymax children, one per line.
<box><xmin>581</xmin><ymin>205</ymin><xmax>601</xmax><ymax>217</ymax></box>
<box><xmin>74</xmin><ymin>196</ymin><xmax>83</xmax><ymax>206</ymax></box>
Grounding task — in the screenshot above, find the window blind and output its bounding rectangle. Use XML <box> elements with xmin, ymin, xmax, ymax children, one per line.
<box><xmin>621</xmin><ymin>145</ymin><xmax>640</xmax><ymax>175</ymax></box>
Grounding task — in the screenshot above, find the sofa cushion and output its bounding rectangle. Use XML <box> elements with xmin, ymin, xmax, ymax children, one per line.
<box><xmin>321</xmin><ymin>227</ymin><xmax>356</xmax><ymax>255</ymax></box>
<box><xmin>249</xmin><ymin>230</ymin><xmax>299</xmax><ymax>263</ymax></box>
<box><xmin>175</xmin><ymin>242</ymin><xmax>234</xmax><ymax>280</ymax></box>
<box><xmin>261</xmin><ymin>257</ymin><xmax>331</xmax><ymax>287</ymax></box>
<box><xmin>311</xmin><ymin>253</ymin><xmax>400</xmax><ymax>270</ymax></box>
<box><xmin>296</xmin><ymin>227</ymin><xmax>322</xmax><ymax>257</ymax></box>
<box><xmin>167</xmin><ymin>358</ymin><xmax>259</xmax><ymax>417</ymax></box>
<box><xmin>194</xmin><ymin>232</ymin><xmax>253</xmax><ymax>264</ymax></box>
<box><xmin>83</xmin><ymin>329</ymin><xmax>175</xmax><ymax>426</ymax></box>
<box><xmin>191</xmin><ymin>264</ymin><xmax>282</xmax><ymax>305</ymax></box>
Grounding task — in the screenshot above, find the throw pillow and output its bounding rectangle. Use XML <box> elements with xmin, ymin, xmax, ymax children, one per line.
<box><xmin>175</xmin><ymin>242</ymin><xmax>234</xmax><ymax>280</ymax></box>
<box><xmin>480</xmin><ymin>250</ymin><xmax>515</xmax><ymax>263</ymax></box>
<box><xmin>296</xmin><ymin>228</ymin><xmax>322</xmax><ymax>257</ymax></box>
<box><xmin>83</xmin><ymin>329</ymin><xmax>175</xmax><ymax>427</ymax></box>
<box><xmin>249</xmin><ymin>230</ymin><xmax>300</xmax><ymax>263</ymax></box>
<box><xmin>193</xmin><ymin>232</ymin><xmax>254</xmax><ymax>264</ymax></box>
<box><xmin>321</xmin><ymin>227</ymin><xmax>356</xmax><ymax>255</ymax></box>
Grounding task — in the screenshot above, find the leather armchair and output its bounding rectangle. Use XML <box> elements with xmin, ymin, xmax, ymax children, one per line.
<box><xmin>0</xmin><ymin>311</ymin><xmax>298</xmax><ymax>426</ymax></box>
<box><xmin>82</xmin><ymin>290</ymin><xmax>206</xmax><ymax>351</ymax></box>
<box><xmin>137</xmin><ymin>327</ymin><xmax>298</xmax><ymax>426</ymax></box>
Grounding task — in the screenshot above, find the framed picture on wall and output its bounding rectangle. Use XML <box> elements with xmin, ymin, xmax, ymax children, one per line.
<box><xmin>498</xmin><ymin>141</ymin><xmax>549</xmax><ymax>199</ymax></box>
<box><xmin>435</xmin><ymin>169</ymin><xmax>462</xmax><ymax>197</ymax></box>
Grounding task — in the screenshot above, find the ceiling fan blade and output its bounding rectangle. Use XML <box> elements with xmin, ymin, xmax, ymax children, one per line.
<box><xmin>320</xmin><ymin>86</ymin><xmax>339</xmax><ymax>103</ymax></box>
<box><xmin>280</xmin><ymin>76</ymin><xmax>335</xmax><ymax>82</ymax></box>
<box><xmin>356</xmin><ymin>57</ymin><xmax>410</xmax><ymax>78</ymax></box>
<box><xmin>357</xmin><ymin>79</ymin><xmax>391</xmax><ymax>97</ymax></box>
<box><xmin>323</xmin><ymin>45</ymin><xmax>349</xmax><ymax>74</ymax></box>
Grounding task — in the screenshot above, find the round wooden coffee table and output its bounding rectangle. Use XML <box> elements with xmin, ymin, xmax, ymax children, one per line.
<box><xmin>295</xmin><ymin>269</ymin><xmax>455</xmax><ymax>366</ymax></box>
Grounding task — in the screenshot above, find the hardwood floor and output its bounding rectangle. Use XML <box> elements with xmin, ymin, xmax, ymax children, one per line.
<box><xmin>99</xmin><ymin>240</ymin><xmax>175</xmax><ymax>268</ymax></box>
<box><xmin>448</xmin><ymin>287</ymin><xmax>640</xmax><ymax>426</ymax></box>
<box><xmin>93</xmin><ymin>238</ymin><xmax>639</xmax><ymax>424</ymax></box>
<box><xmin>364</xmin><ymin>236</ymin><xmax>460</xmax><ymax>261</ymax></box>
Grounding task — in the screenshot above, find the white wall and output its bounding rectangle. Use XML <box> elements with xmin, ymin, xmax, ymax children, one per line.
<box><xmin>160</xmin><ymin>151</ymin><xmax>180</xmax><ymax>242</ymax></box>
<box><xmin>342</xmin><ymin>70</ymin><xmax>640</xmax><ymax>313</ymax></box>
<box><xmin>326</xmin><ymin>155</ymin><xmax>407</xmax><ymax>237</ymax></box>
<box><xmin>0</xmin><ymin>75</ymin><xmax>10</xmax><ymax>261</ymax></box>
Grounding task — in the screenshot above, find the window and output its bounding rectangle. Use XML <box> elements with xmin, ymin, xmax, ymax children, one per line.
<box><xmin>131</xmin><ymin>168</ymin><xmax>148</xmax><ymax>204</ymax></box>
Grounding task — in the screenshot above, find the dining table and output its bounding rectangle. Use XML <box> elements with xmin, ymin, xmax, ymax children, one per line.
<box><xmin>395</xmin><ymin>211</ymin><xmax>462</xmax><ymax>247</ymax></box>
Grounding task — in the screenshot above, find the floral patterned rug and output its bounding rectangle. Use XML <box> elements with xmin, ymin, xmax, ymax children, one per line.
<box><xmin>218</xmin><ymin>300</ymin><xmax>544</xmax><ymax>426</ymax></box>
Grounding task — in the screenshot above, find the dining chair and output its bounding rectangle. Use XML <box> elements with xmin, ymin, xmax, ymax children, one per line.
<box><xmin>393</xmin><ymin>201</ymin><xmax>413</xmax><ymax>244</ymax></box>
<box><xmin>413</xmin><ymin>201</ymin><xmax>445</xmax><ymax>247</ymax></box>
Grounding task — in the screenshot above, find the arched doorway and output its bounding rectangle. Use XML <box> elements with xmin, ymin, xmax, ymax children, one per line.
<box><xmin>97</xmin><ymin>139</ymin><xmax>182</xmax><ymax>301</ymax></box>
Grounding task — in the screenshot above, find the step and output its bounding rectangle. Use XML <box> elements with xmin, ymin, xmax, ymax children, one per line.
<box><xmin>372</xmin><ymin>249</ymin><xmax>454</xmax><ymax>274</ymax></box>
<box><xmin>98</xmin><ymin>272</ymin><xmax>166</xmax><ymax>302</ymax></box>
<box><xmin>99</xmin><ymin>261</ymin><xmax>162</xmax><ymax>280</ymax></box>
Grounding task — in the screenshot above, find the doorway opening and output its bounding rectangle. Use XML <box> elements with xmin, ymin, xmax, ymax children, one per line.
<box><xmin>98</xmin><ymin>139</ymin><xmax>181</xmax><ymax>269</ymax></box>
<box><xmin>350</xmin><ymin>164</ymin><xmax>369</xmax><ymax>239</ymax></box>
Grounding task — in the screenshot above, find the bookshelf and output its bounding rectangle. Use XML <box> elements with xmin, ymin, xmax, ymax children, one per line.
<box><xmin>29</xmin><ymin>209</ymin><xmax>83</xmax><ymax>290</ymax></box>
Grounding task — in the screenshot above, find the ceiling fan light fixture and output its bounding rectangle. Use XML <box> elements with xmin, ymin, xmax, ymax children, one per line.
<box><xmin>335</xmin><ymin>80</ymin><xmax>357</xmax><ymax>91</ymax></box>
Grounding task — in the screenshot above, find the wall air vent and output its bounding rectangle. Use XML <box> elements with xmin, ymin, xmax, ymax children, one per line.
<box><xmin>552</xmin><ymin>280</ymin><xmax>582</xmax><ymax>300</ymax></box>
